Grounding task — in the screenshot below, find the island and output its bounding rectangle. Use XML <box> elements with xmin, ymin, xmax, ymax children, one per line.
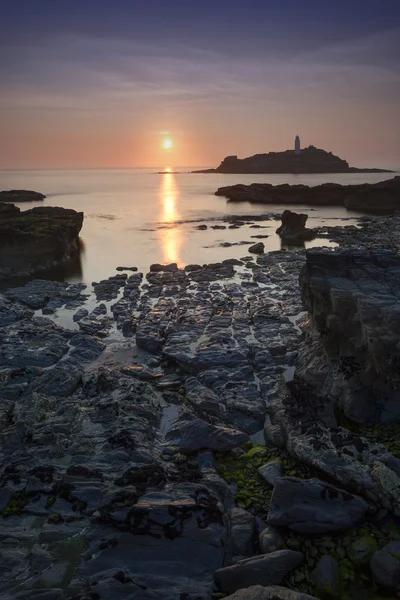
<box><xmin>193</xmin><ymin>139</ymin><xmax>392</xmax><ymax>174</ymax></box>
<box><xmin>215</xmin><ymin>175</ymin><xmax>400</xmax><ymax>214</ymax></box>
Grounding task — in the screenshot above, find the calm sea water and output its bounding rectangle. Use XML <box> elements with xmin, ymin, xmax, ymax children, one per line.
<box><xmin>0</xmin><ymin>168</ymin><xmax>397</xmax><ymax>285</ymax></box>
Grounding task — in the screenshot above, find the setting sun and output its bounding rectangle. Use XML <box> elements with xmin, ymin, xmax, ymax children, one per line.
<box><xmin>162</xmin><ymin>138</ymin><xmax>172</xmax><ymax>150</ymax></box>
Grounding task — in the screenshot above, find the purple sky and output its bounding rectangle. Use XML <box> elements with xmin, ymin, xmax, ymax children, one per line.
<box><xmin>1</xmin><ymin>0</ymin><xmax>399</xmax><ymax>168</ymax></box>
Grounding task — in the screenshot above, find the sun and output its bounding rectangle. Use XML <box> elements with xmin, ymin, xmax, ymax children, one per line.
<box><xmin>162</xmin><ymin>138</ymin><xmax>172</xmax><ymax>150</ymax></box>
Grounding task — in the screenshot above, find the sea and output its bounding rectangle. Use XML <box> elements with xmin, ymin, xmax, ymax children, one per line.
<box><xmin>0</xmin><ymin>168</ymin><xmax>397</xmax><ymax>287</ymax></box>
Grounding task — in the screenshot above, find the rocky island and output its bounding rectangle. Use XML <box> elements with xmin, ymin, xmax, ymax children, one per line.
<box><xmin>1</xmin><ymin>209</ymin><xmax>400</xmax><ymax>599</ymax></box>
<box><xmin>216</xmin><ymin>175</ymin><xmax>400</xmax><ymax>214</ymax></box>
<box><xmin>193</xmin><ymin>144</ymin><xmax>392</xmax><ymax>174</ymax></box>
<box><xmin>0</xmin><ymin>203</ymin><xmax>84</xmax><ymax>280</ymax></box>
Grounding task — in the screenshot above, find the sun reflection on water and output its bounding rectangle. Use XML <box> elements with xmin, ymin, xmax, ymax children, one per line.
<box><xmin>159</xmin><ymin>171</ymin><xmax>183</xmax><ymax>265</ymax></box>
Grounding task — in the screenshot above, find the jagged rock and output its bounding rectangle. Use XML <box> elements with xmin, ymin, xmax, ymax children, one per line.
<box><xmin>259</xmin><ymin>526</ymin><xmax>286</xmax><ymax>554</ymax></box>
<box><xmin>228</xmin><ymin>508</ymin><xmax>256</xmax><ymax>556</ymax></box>
<box><xmin>214</xmin><ymin>550</ymin><xmax>304</xmax><ymax>594</ymax></box>
<box><xmin>267</xmin><ymin>477</ymin><xmax>368</xmax><ymax>534</ymax></box>
<box><xmin>276</xmin><ymin>210</ymin><xmax>315</xmax><ymax>243</ymax></box>
<box><xmin>300</xmin><ymin>248</ymin><xmax>400</xmax><ymax>424</ymax></box>
<box><xmin>370</xmin><ymin>541</ymin><xmax>400</xmax><ymax>590</ymax></box>
<box><xmin>311</xmin><ymin>555</ymin><xmax>340</xmax><ymax>598</ymax></box>
<box><xmin>166</xmin><ymin>419</ymin><xmax>249</xmax><ymax>453</ymax></box>
<box><xmin>223</xmin><ymin>586</ymin><xmax>318</xmax><ymax>600</ymax></box>
<box><xmin>0</xmin><ymin>204</ymin><xmax>83</xmax><ymax>280</ymax></box>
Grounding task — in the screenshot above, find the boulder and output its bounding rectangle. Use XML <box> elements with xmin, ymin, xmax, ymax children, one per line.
<box><xmin>276</xmin><ymin>210</ymin><xmax>315</xmax><ymax>243</ymax></box>
<box><xmin>249</xmin><ymin>242</ymin><xmax>265</xmax><ymax>254</ymax></box>
<box><xmin>370</xmin><ymin>541</ymin><xmax>400</xmax><ymax>590</ymax></box>
<box><xmin>267</xmin><ymin>477</ymin><xmax>368</xmax><ymax>534</ymax></box>
<box><xmin>0</xmin><ymin>204</ymin><xmax>83</xmax><ymax>280</ymax></box>
<box><xmin>214</xmin><ymin>550</ymin><xmax>304</xmax><ymax>594</ymax></box>
<box><xmin>258</xmin><ymin>460</ymin><xmax>284</xmax><ymax>486</ymax></box>
<box><xmin>166</xmin><ymin>419</ymin><xmax>249</xmax><ymax>453</ymax></box>
<box><xmin>228</xmin><ymin>507</ymin><xmax>256</xmax><ymax>556</ymax></box>
<box><xmin>223</xmin><ymin>587</ymin><xmax>318</xmax><ymax>600</ymax></box>
<box><xmin>346</xmin><ymin>534</ymin><xmax>378</xmax><ymax>566</ymax></box>
<box><xmin>259</xmin><ymin>526</ymin><xmax>286</xmax><ymax>554</ymax></box>
<box><xmin>311</xmin><ymin>555</ymin><xmax>340</xmax><ymax>598</ymax></box>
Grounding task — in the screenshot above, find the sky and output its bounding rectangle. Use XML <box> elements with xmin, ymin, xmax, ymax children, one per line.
<box><xmin>0</xmin><ymin>0</ymin><xmax>399</xmax><ymax>169</ymax></box>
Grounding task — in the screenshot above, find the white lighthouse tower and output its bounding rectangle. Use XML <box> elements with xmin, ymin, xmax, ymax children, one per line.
<box><xmin>295</xmin><ymin>135</ymin><xmax>301</xmax><ymax>154</ymax></box>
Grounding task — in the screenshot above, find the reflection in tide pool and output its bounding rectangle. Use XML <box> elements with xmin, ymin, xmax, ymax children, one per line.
<box><xmin>159</xmin><ymin>171</ymin><xmax>185</xmax><ymax>265</ymax></box>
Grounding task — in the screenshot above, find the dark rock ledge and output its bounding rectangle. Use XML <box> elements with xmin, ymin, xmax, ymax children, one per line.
<box><xmin>1</xmin><ymin>217</ymin><xmax>400</xmax><ymax>599</ymax></box>
<box><xmin>215</xmin><ymin>176</ymin><xmax>400</xmax><ymax>214</ymax></box>
<box><xmin>0</xmin><ymin>202</ymin><xmax>83</xmax><ymax>280</ymax></box>
<box><xmin>0</xmin><ymin>190</ymin><xmax>46</xmax><ymax>203</ymax></box>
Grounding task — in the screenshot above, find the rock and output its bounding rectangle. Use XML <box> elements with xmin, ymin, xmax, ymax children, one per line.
<box><xmin>73</xmin><ymin>308</ymin><xmax>89</xmax><ymax>322</ymax></box>
<box><xmin>344</xmin><ymin>176</ymin><xmax>400</xmax><ymax>213</ymax></box>
<box><xmin>116</xmin><ymin>266</ymin><xmax>138</xmax><ymax>271</ymax></box>
<box><xmin>214</xmin><ymin>177</ymin><xmax>399</xmax><ymax>214</ymax></box>
<box><xmin>370</xmin><ymin>541</ymin><xmax>400</xmax><ymax>590</ymax></box>
<box><xmin>258</xmin><ymin>460</ymin><xmax>284</xmax><ymax>486</ymax></box>
<box><xmin>196</xmin><ymin>224</ymin><xmax>208</xmax><ymax>230</ymax></box>
<box><xmin>311</xmin><ymin>555</ymin><xmax>340</xmax><ymax>598</ymax></box>
<box><xmin>300</xmin><ymin>248</ymin><xmax>400</xmax><ymax>424</ymax></box>
<box><xmin>223</xmin><ymin>587</ymin><xmax>318</xmax><ymax>600</ymax></box>
<box><xmin>0</xmin><ymin>204</ymin><xmax>83</xmax><ymax>280</ymax></box>
<box><xmin>0</xmin><ymin>189</ymin><xmax>46</xmax><ymax>203</ymax></box>
<box><xmin>214</xmin><ymin>550</ymin><xmax>304</xmax><ymax>594</ymax></box>
<box><xmin>276</xmin><ymin>210</ymin><xmax>315</xmax><ymax>243</ymax></box>
<box><xmin>267</xmin><ymin>477</ymin><xmax>368</xmax><ymax>534</ymax></box>
<box><xmin>259</xmin><ymin>526</ymin><xmax>286</xmax><ymax>554</ymax></box>
<box><xmin>249</xmin><ymin>242</ymin><xmax>265</xmax><ymax>254</ymax></box>
<box><xmin>346</xmin><ymin>534</ymin><xmax>378</xmax><ymax>566</ymax></box>
<box><xmin>150</xmin><ymin>263</ymin><xmax>178</xmax><ymax>272</ymax></box>
<box><xmin>166</xmin><ymin>419</ymin><xmax>249</xmax><ymax>453</ymax></box>
<box><xmin>228</xmin><ymin>508</ymin><xmax>256</xmax><ymax>556</ymax></box>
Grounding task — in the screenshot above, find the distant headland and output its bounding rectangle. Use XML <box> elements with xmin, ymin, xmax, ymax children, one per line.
<box><xmin>192</xmin><ymin>136</ymin><xmax>392</xmax><ymax>174</ymax></box>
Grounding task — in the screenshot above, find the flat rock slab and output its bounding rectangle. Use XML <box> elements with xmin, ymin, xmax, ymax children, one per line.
<box><xmin>224</xmin><ymin>585</ymin><xmax>318</xmax><ymax>600</ymax></box>
<box><xmin>166</xmin><ymin>418</ymin><xmax>249</xmax><ymax>453</ymax></box>
<box><xmin>267</xmin><ymin>477</ymin><xmax>368</xmax><ymax>534</ymax></box>
<box><xmin>214</xmin><ymin>550</ymin><xmax>304</xmax><ymax>594</ymax></box>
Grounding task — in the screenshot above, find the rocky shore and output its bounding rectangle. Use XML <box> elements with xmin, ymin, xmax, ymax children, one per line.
<box><xmin>0</xmin><ymin>203</ymin><xmax>83</xmax><ymax>281</ymax></box>
<box><xmin>216</xmin><ymin>176</ymin><xmax>400</xmax><ymax>214</ymax></box>
<box><xmin>1</xmin><ymin>214</ymin><xmax>400</xmax><ymax>599</ymax></box>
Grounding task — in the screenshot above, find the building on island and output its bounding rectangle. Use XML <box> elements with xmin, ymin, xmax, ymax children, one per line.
<box><xmin>295</xmin><ymin>135</ymin><xmax>301</xmax><ymax>154</ymax></box>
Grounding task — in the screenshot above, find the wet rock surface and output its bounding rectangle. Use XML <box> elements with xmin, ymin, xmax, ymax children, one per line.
<box><xmin>2</xmin><ymin>214</ymin><xmax>400</xmax><ymax>598</ymax></box>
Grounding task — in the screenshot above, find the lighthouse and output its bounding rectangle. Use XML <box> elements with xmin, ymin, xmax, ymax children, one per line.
<box><xmin>295</xmin><ymin>135</ymin><xmax>301</xmax><ymax>155</ymax></box>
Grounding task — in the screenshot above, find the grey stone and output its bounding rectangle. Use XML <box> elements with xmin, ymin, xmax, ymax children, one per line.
<box><xmin>258</xmin><ymin>460</ymin><xmax>284</xmax><ymax>486</ymax></box>
<box><xmin>214</xmin><ymin>550</ymin><xmax>304</xmax><ymax>594</ymax></box>
<box><xmin>249</xmin><ymin>242</ymin><xmax>265</xmax><ymax>254</ymax></box>
<box><xmin>166</xmin><ymin>418</ymin><xmax>249</xmax><ymax>453</ymax></box>
<box><xmin>311</xmin><ymin>555</ymin><xmax>340</xmax><ymax>598</ymax></box>
<box><xmin>228</xmin><ymin>507</ymin><xmax>256</xmax><ymax>556</ymax></box>
<box><xmin>370</xmin><ymin>541</ymin><xmax>400</xmax><ymax>590</ymax></box>
<box><xmin>259</xmin><ymin>526</ymin><xmax>286</xmax><ymax>554</ymax></box>
<box><xmin>267</xmin><ymin>477</ymin><xmax>368</xmax><ymax>534</ymax></box>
